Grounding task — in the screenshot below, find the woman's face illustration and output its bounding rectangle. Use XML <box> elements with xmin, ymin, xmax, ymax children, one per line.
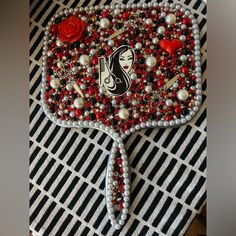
<box><xmin>119</xmin><ymin>49</ymin><xmax>133</xmax><ymax>73</ymax></box>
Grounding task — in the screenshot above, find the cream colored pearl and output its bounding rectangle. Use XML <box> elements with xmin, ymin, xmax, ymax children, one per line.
<box><xmin>50</xmin><ymin>78</ymin><xmax>60</xmax><ymax>89</ymax></box>
<box><xmin>145</xmin><ymin>85</ymin><xmax>152</xmax><ymax>93</ymax></box>
<box><xmin>165</xmin><ymin>13</ymin><xmax>176</xmax><ymax>25</ymax></box>
<box><xmin>118</xmin><ymin>108</ymin><xmax>129</xmax><ymax>120</ymax></box>
<box><xmin>100</xmin><ymin>18</ymin><xmax>110</xmax><ymax>29</ymax></box>
<box><xmin>177</xmin><ymin>89</ymin><xmax>189</xmax><ymax>101</ymax></box>
<box><xmin>79</xmin><ymin>54</ymin><xmax>90</xmax><ymax>66</ymax></box>
<box><xmin>145</xmin><ymin>56</ymin><xmax>157</xmax><ymax>68</ymax></box>
<box><xmin>74</xmin><ymin>98</ymin><xmax>84</xmax><ymax>108</ymax></box>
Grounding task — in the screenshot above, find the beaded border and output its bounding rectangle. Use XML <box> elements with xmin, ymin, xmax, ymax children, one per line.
<box><xmin>41</xmin><ymin>2</ymin><xmax>202</xmax><ymax>230</ymax></box>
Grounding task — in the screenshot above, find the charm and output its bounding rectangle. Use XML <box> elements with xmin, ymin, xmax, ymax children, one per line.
<box><xmin>159</xmin><ymin>39</ymin><xmax>182</xmax><ymax>55</ymax></box>
<box><xmin>99</xmin><ymin>45</ymin><xmax>135</xmax><ymax>96</ymax></box>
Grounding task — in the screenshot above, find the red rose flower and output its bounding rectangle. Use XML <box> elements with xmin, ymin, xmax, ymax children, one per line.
<box><xmin>58</xmin><ymin>15</ymin><xmax>87</xmax><ymax>43</ymax></box>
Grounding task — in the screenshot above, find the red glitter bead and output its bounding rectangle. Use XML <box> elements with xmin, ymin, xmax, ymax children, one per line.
<box><xmin>166</xmin><ymin>114</ymin><xmax>172</xmax><ymax>121</ymax></box>
<box><xmin>50</xmin><ymin>24</ymin><xmax>57</xmax><ymax>34</ymax></box>
<box><xmin>158</xmin><ymin>79</ymin><xmax>165</xmax><ymax>87</ymax></box>
<box><xmin>182</xmin><ymin>17</ymin><xmax>191</xmax><ymax>25</ymax></box>
<box><xmin>89</xmin><ymin>86</ymin><xmax>96</xmax><ymax>95</ymax></box>
<box><xmin>75</xmin><ymin>109</ymin><xmax>82</xmax><ymax>117</ymax></box>
<box><xmin>174</xmin><ymin>107</ymin><xmax>182</xmax><ymax>114</ymax></box>
<box><xmin>181</xmin><ymin>66</ymin><xmax>188</xmax><ymax>74</ymax></box>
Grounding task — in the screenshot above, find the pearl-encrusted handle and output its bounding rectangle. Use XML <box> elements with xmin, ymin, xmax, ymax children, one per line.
<box><xmin>105</xmin><ymin>139</ymin><xmax>130</xmax><ymax>230</ymax></box>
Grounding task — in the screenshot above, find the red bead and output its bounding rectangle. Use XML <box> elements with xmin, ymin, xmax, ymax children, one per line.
<box><xmin>182</xmin><ymin>17</ymin><xmax>191</xmax><ymax>25</ymax></box>
<box><xmin>89</xmin><ymin>86</ymin><xmax>96</xmax><ymax>95</ymax></box>
<box><xmin>181</xmin><ymin>66</ymin><xmax>188</xmax><ymax>74</ymax></box>
<box><xmin>161</xmin><ymin>59</ymin><xmax>168</xmax><ymax>67</ymax></box>
<box><xmin>75</xmin><ymin>109</ymin><xmax>82</xmax><ymax>117</ymax></box>
<box><xmin>174</xmin><ymin>107</ymin><xmax>182</xmax><ymax>114</ymax></box>
<box><xmin>50</xmin><ymin>24</ymin><xmax>57</xmax><ymax>34</ymax></box>
<box><xmin>122</xmin><ymin>11</ymin><xmax>130</xmax><ymax>20</ymax></box>
<box><xmin>166</xmin><ymin>114</ymin><xmax>172</xmax><ymax>121</ymax></box>
<box><xmin>158</xmin><ymin>79</ymin><xmax>165</xmax><ymax>87</ymax></box>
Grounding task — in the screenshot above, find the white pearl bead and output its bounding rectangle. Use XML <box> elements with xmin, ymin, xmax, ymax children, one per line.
<box><xmin>100</xmin><ymin>18</ymin><xmax>110</xmax><ymax>29</ymax></box>
<box><xmin>66</xmin><ymin>84</ymin><xmax>73</xmax><ymax>91</ymax></box>
<box><xmin>56</xmin><ymin>61</ymin><xmax>63</xmax><ymax>68</ymax></box>
<box><xmin>180</xmin><ymin>35</ymin><xmax>186</xmax><ymax>41</ymax></box>
<box><xmin>177</xmin><ymin>89</ymin><xmax>189</xmax><ymax>101</ymax></box>
<box><xmin>74</xmin><ymin>98</ymin><xmax>84</xmax><ymax>108</ymax></box>
<box><xmin>130</xmin><ymin>73</ymin><xmax>137</xmax><ymax>80</ymax></box>
<box><xmin>165</xmin><ymin>13</ymin><xmax>176</xmax><ymax>25</ymax></box>
<box><xmin>79</xmin><ymin>54</ymin><xmax>90</xmax><ymax>66</ymax></box>
<box><xmin>50</xmin><ymin>78</ymin><xmax>60</xmax><ymax>89</ymax></box>
<box><xmin>145</xmin><ymin>18</ymin><xmax>153</xmax><ymax>25</ymax></box>
<box><xmin>179</xmin><ymin>55</ymin><xmax>187</xmax><ymax>62</ymax></box>
<box><xmin>156</xmin><ymin>70</ymin><xmax>162</xmax><ymax>75</ymax></box>
<box><xmin>157</xmin><ymin>26</ymin><xmax>165</xmax><ymax>34</ymax></box>
<box><xmin>165</xmin><ymin>99</ymin><xmax>173</xmax><ymax>106</ymax></box>
<box><xmin>56</xmin><ymin>39</ymin><xmax>63</xmax><ymax>47</ymax></box>
<box><xmin>108</xmin><ymin>39</ymin><xmax>114</xmax><ymax>47</ymax></box>
<box><xmin>145</xmin><ymin>85</ymin><xmax>152</xmax><ymax>93</ymax></box>
<box><xmin>145</xmin><ymin>56</ymin><xmax>157</xmax><ymax>67</ymax></box>
<box><xmin>89</xmin><ymin>49</ymin><xmax>96</xmax><ymax>55</ymax></box>
<box><xmin>152</xmin><ymin>37</ymin><xmax>159</xmax><ymax>44</ymax></box>
<box><xmin>135</xmin><ymin>42</ymin><xmax>142</xmax><ymax>50</ymax></box>
<box><xmin>118</xmin><ymin>108</ymin><xmax>129</xmax><ymax>120</ymax></box>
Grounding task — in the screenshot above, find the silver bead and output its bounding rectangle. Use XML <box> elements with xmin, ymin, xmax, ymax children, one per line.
<box><xmin>179</xmin><ymin>35</ymin><xmax>186</xmax><ymax>41</ymax></box>
<box><xmin>131</xmin><ymin>99</ymin><xmax>138</xmax><ymax>106</ymax></box>
<box><xmin>66</xmin><ymin>84</ymin><xmax>73</xmax><ymax>91</ymax></box>
<box><xmin>50</xmin><ymin>78</ymin><xmax>60</xmax><ymax>89</ymax></box>
<box><xmin>74</xmin><ymin>98</ymin><xmax>84</xmax><ymax>108</ymax></box>
<box><xmin>165</xmin><ymin>13</ymin><xmax>176</xmax><ymax>25</ymax></box>
<box><xmin>145</xmin><ymin>85</ymin><xmax>152</xmax><ymax>93</ymax></box>
<box><xmin>135</xmin><ymin>42</ymin><xmax>142</xmax><ymax>50</ymax></box>
<box><xmin>152</xmin><ymin>37</ymin><xmax>159</xmax><ymax>44</ymax></box>
<box><xmin>100</xmin><ymin>18</ymin><xmax>110</xmax><ymax>29</ymax></box>
<box><xmin>89</xmin><ymin>49</ymin><xmax>96</xmax><ymax>55</ymax></box>
<box><xmin>157</xmin><ymin>26</ymin><xmax>165</xmax><ymax>34</ymax></box>
<box><xmin>177</xmin><ymin>89</ymin><xmax>189</xmax><ymax>101</ymax></box>
<box><xmin>79</xmin><ymin>54</ymin><xmax>90</xmax><ymax>66</ymax></box>
<box><xmin>108</xmin><ymin>39</ymin><xmax>114</xmax><ymax>47</ymax></box>
<box><xmin>165</xmin><ymin>99</ymin><xmax>173</xmax><ymax>106</ymax></box>
<box><xmin>118</xmin><ymin>108</ymin><xmax>129</xmax><ymax>120</ymax></box>
<box><xmin>145</xmin><ymin>56</ymin><xmax>157</xmax><ymax>67</ymax></box>
<box><xmin>179</xmin><ymin>55</ymin><xmax>187</xmax><ymax>62</ymax></box>
<box><xmin>130</xmin><ymin>73</ymin><xmax>137</xmax><ymax>80</ymax></box>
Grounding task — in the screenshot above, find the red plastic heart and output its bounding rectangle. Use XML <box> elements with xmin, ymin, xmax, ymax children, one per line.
<box><xmin>159</xmin><ymin>39</ymin><xmax>182</xmax><ymax>55</ymax></box>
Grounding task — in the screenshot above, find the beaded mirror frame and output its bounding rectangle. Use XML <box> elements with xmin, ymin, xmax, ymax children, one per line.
<box><xmin>41</xmin><ymin>2</ymin><xmax>202</xmax><ymax>230</ymax></box>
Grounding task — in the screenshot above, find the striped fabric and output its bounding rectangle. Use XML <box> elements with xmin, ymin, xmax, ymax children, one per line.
<box><xmin>30</xmin><ymin>0</ymin><xmax>207</xmax><ymax>235</ymax></box>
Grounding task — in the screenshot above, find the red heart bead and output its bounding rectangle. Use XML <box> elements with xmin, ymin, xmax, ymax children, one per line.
<box><xmin>159</xmin><ymin>39</ymin><xmax>182</xmax><ymax>55</ymax></box>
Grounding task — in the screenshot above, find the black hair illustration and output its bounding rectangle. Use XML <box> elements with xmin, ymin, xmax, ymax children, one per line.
<box><xmin>99</xmin><ymin>45</ymin><xmax>135</xmax><ymax>96</ymax></box>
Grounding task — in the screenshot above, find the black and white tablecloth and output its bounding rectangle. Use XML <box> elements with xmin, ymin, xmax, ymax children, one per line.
<box><xmin>30</xmin><ymin>0</ymin><xmax>206</xmax><ymax>235</ymax></box>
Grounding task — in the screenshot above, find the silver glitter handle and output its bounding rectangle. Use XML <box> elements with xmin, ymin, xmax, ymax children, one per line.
<box><xmin>105</xmin><ymin>139</ymin><xmax>130</xmax><ymax>230</ymax></box>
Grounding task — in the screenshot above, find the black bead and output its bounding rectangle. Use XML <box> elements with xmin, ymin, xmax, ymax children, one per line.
<box><xmin>48</xmin><ymin>69</ymin><xmax>54</xmax><ymax>75</ymax></box>
<box><xmin>90</xmin><ymin>97</ymin><xmax>97</xmax><ymax>105</ymax></box>
<box><xmin>139</xmin><ymin>57</ymin><xmax>145</xmax><ymax>64</ymax></box>
<box><xmin>123</xmin><ymin>103</ymin><xmax>129</xmax><ymax>108</ymax></box>
<box><xmin>68</xmin><ymin>44</ymin><xmax>74</xmax><ymax>50</ymax></box>
<box><xmin>111</xmin><ymin>119</ymin><xmax>118</xmax><ymax>126</ymax></box>
<box><xmin>147</xmin><ymin>75</ymin><xmax>153</xmax><ymax>82</ymax></box>
<box><xmin>182</xmin><ymin>29</ymin><xmax>189</xmax><ymax>35</ymax></box>
<box><xmin>89</xmin><ymin>113</ymin><xmax>96</xmax><ymax>120</ymax></box>
<box><xmin>189</xmin><ymin>80</ymin><xmax>196</xmax><ymax>86</ymax></box>
<box><xmin>60</xmin><ymin>79</ymin><xmax>66</xmax><ymax>85</ymax></box>
<box><xmin>133</xmin><ymin>28</ymin><xmax>140</xmax><ymax>35</ymax></box>
<box><xmin>182</xmin><ymin>108</ymin><xmax>189</xmax><ymax>115</ymax></box>
<box><xmin>117</xmin><ymin>22</ymin><xmax>123</xmax><ymax>29</ymax></box>
<box><xmin>72</xmin><ymin>93</ymin><xmax>77</xmax><ymax>99</ymax></box>
<box><xmin>99</xmin><ymin>48</ymin><xmax>106</xmax><ymax>55</ymax></box>
<box><xmin>66</xmin><ymin>100</ymin><xmax>71</xmax><ymax>105</ymax></box>
<box><xmin>158</xmin><ymin>35</ymin><xmax>164</xmax><ymax>40</ymax></box>
<box><xmin>150</xmin><ymin>113</ymin><xmax>156</xmax><ymax>120</ymax></box>
<box><xmin>54</xmin><ymin>94</ymin><xmax>59</xmax><ymax>101</ymax></box>
<box><xmin>139</xmin><ymin>12</ymin><xmax>145</xmax><ymax>18</ymax></box>
<box><xmin>54</xmin><ymin>18</ymin><xmax>61</xmax><ymax>24</ymax></box>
